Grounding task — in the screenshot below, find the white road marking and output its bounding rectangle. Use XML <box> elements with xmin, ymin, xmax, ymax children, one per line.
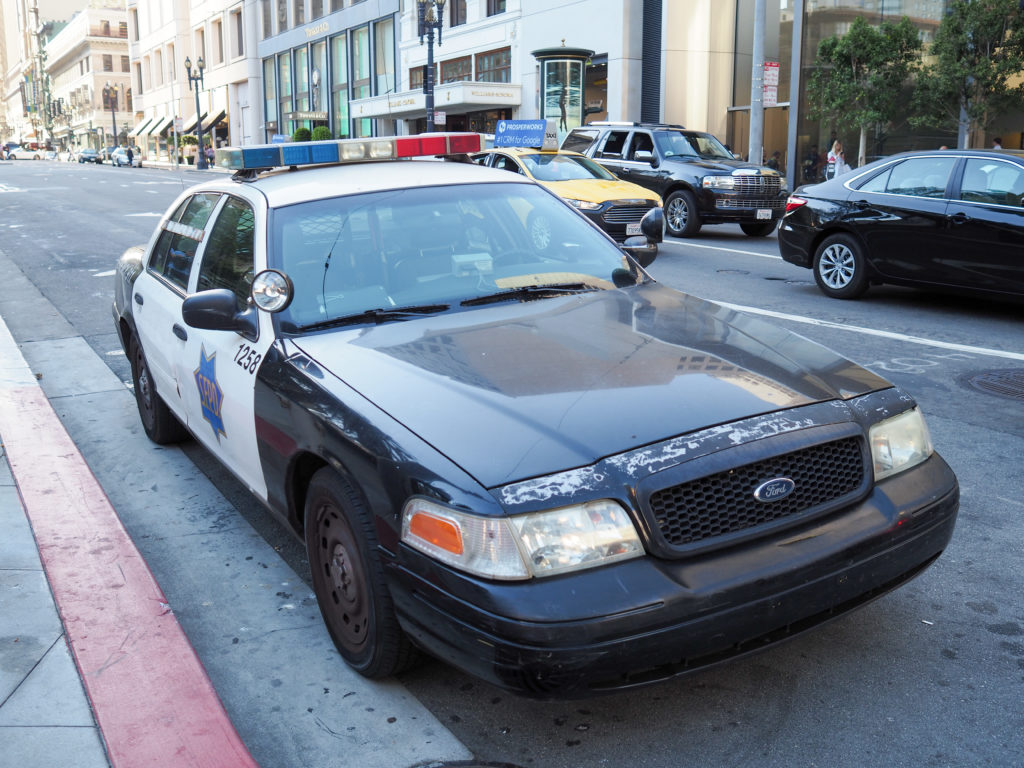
<box><xmin>93</xmin><ymin>269</ymin><xmax>116</xmax><ymax>278</ymax></box>
<box><xmin>719</xmin><ymin>301</ymin><xmax>1024</xmax><ymax>361</ymax></box>
<box><xmin>674</xmin><ymin>241</ymin><xmax>783</xmax><ymax>260</ymax></box>
<box><xmin>125</xmin><ymin>212</ymin><xmax>162</xmax><ymax>217</ymax></box>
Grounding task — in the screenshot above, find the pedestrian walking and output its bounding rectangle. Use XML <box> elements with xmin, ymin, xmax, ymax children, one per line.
<box><xmin>126</xmin><ymin>146</ymin><xmax>134</xmax><ymax>166</ymax></box>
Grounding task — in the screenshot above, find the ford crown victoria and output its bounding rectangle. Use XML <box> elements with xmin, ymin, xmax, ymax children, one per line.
<box><xmin>112</xmin><ymin>134</ymin><xmax>958</xmax><ymax>698</ymax></box>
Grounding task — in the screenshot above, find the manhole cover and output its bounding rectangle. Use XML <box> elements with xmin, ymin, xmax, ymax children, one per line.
<box><xmin>962</xmin><ymin>369</ymin><xmax>1024</xmax><ymax>401</ymax></box>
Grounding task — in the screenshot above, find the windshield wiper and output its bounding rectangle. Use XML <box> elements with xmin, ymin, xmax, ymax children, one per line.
<box><xmin>461</xmin><ymin>283</ymin><xmax>598</xmax><ymax>307</ymax></box>
<box><xmin>298</xmin><ymin>303</ymin><xmax>450</xmax><ymax>331</ymax></box>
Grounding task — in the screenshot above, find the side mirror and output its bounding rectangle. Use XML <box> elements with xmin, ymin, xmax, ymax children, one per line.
<box><xmin>640</xmin><ymin>206</ymin><xmax>665</xmax><ymax>242</ymax></box>
<box><xmin>621</xmin><ymin>208</ymin><xmax>665</xmax><ymax>269</ymax></box>
<box><xmin>182</xmin><ymin>289</ymin><xmax>258</xmax><ymax>339</ymax></box>
<box><xmin>633</xmin><ymin>150</ymin><xmax>655</xmax><ymax>165</ymax></box>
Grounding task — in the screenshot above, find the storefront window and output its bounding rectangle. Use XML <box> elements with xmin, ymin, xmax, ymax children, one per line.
<box><xmin>351</xmin><ymin>25</ymin><xmax>371</xmax><ymax>137</ymax></box>
<box><xmin>374</xmin><ymin>18</ymin><xmax>395</xmax><ymax>96</ymax></box>
<box><xmin>541</xmin><ymin>60</ymin><xmax>583</xmax><ymax>143</ymax></box>
<box><xmin>264</xmin><ymin>57</ymin><xmax>278</xmax><ymax>141</ymax></box>
<box><xmin>295</xmin><ymin>46</ymin><xmax>310</xmax><ymax>124</ymax></box>
<box><xmin>476</xmin><ymin>48</ymin><xmax>510</xmax><ymax>83</ymax></box>
<box><xmin>278</xmin><ymin>52</ymin><xmax>292</xmax><ymax>136</ymax></box>
<box><xmin>312</xmin><ymin>40</ymin><xmax>328</xmax><ymax>128</ymax></box>
<box><xmin>440</xmin><ymin>56</ymin><xmax>471</xmax><ymax>84</ymax></box>
<box><xmin>331</xmin><ymin>33</ymin><xmax>350</xmax><ymax>138</ymax></box>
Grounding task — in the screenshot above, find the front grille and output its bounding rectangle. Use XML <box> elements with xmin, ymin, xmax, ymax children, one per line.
<box><xmin>733</xmin><ymin>175</ymin><xmax>783</xmax><ymax>195</ymax></box>
<box><xmin>648</xmin><ymin>437</ymin><xmax>865</xmax><ymax>548</ymax></box>
<box><xmin>603</xmin><ymin>203</ymin><xmax>655</xmax><ymax>224</ymax></box>
<box><xmin>717</xmin><ymin>198</ymin><xmax>787</xmax><ymax>210</ymax></box>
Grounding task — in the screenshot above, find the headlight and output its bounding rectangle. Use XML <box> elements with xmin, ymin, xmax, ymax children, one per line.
<box><xmin>565</xmin><ymin>198</ymin><xmax>602</xmax><ymax>211</ymax></box>
<box><xmin>702</xmin><ymin>175</ymin><xmax>735</xmax><ymax>189</ymax></box>
<box><xmin>401</xmin><ymin>498</ymin><xmax>643</xmax><ymax>580</ymax></box>
<box><xmin>869</xmin><ymin>407</ymin><xmax>933</xmax><ymax>481</ymax></box>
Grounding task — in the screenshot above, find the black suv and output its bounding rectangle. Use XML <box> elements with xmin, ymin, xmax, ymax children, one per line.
<box><xmin>562</xmin><ymin>123</ymin><xmax>788</xmax><ymax>238</ymax></box>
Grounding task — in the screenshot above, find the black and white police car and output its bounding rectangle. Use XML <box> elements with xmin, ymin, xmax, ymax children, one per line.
<box><xmin>113</xmin><ymin>133</ymin><xmax>958</xmax><ymax>698</ymax></box>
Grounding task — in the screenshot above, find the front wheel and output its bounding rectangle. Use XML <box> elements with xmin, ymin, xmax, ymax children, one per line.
<box><xmin>664</xmin><ymin>190</ymin><xmax>702</xmax><ymax>237</ymax></box>
<box><xmin>305</xmin><ymin>468</ymin><xmax>419</xmax><ymax>678</ymax></box>
<box><xmin>130</xmin><ymin>336</ymin><xmax>188</xmax><ymax>444</ymax></box>
<box><xmin>740</xmin><ymin>220</ymin><xmax>778</xmax><ymax>237</ymax></box>
<box><xmin>813</xmin><ymin>233</ymin><xmax>869</xmax><ymax>299</ymax></box>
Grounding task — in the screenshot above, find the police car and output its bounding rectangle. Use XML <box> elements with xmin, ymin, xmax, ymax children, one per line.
<box><xmin>112</xmin><ymin>133</ymin><xmax>958</xmax><ymax>698</ymax></box>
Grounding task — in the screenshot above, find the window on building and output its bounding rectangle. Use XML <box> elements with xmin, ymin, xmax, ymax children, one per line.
<box><xmin>331</xmin><ymin>33</ymin><xmax>349</xmax><ymax>138</ymax></box>
<box><xmin>475</xmin><ymin>47</ymin><xmax>510</xmax><ymax>82</ymax></box>
<box><xmin>195</xmin><ymin>28</ymin><xmax>206</xmax><ymax>63</ymax></box>
<box><xmin>312</xmin><ymin>40</ymin><xmax>327</xmax><ymax>116</ymax></box>
<box><xmin>295</xmin><ymin>46</ymin><xmax>310</xmax><ymax>119</ymax></box>
<box><xmin>276</xmin><ymin>0</ymin><xmax>288</xmax><ymax>32</ymax></box>
<box><xmin>121</xmin><ymin>55</ymin><xmax>130</xmax><ymax>72</ymax></box>
<box><xmin>330</xmin><ymin>0</ymin><xmax>344</xmax><ymax>10</ymax></box>
<box><xmin>351</xmin><ymin>25</ymin><xmax>371</xmax><ymax>136</ymax></box>
<box><xmin>103</xmin><ymin>55</ymin><xmax>113</xmax><ymax>72</ymax></box>
<box><xmin>213</xmin><ymin>19</ymin><xmax>224</xmax><ymax>64</ymax></box>
<box><xmin>487</xmin><ymin>0</ymin><xmax>505</xmax><ymax>15</ymax></box>
<box><xmin>130</xmin><ymin>8</ymin><xmax>139</xmax><ymax>41</ymax></box>
<box><xmin>101</xmin><ymin>20</ymin><xmax>111</xmax><ymax>36</ymax></box>
<box><xmin>261</xmin><ymin>0</ymin><xmax>272</xmax><ymax>39</ymax></box>
<box><xmin>134</xmin><ymin>62</ymin><xmax>143</xmax><ymax>95</ymax></box>
<box><xmin>231</xmin><ymin>10</ymin><xmax>244</xmax><ymax>57</ymax></box>
<box><xmin>450</xmin><ymin>0</ymin><xmax>467</xmax><ymax>27</ymax></box>
<box><xmin>410</xmin><ymin>66</ymin><xmax>425</xmax><ymax>91</ymax></box>
<box><xmin>264</xmin><ymin>57</ymin><xmax>278</xmax><ymax>139</ymax></box>
<box><xmin>374</xmin><ymin>18</ymin><xmax>394</xmax><ymax>96</ymax></box>
<box><xmin>154</xmin><ymin>50</ymin><xmax>163</xmax><ymax>84</ymax></box>
<box><xmin>293</xmin><ymin>0</ymin><xmax>303</xmax><ymax>27</ymax></box>
<box><xmin>278</xmin><ymin>52</ymin><xmax>293</xmax><ymax>134</ymax></box>
<box><xmin>440</xmin><ymin>56</ymin><xmax>471</xmax><ymax>84</ymax></box>
<box><xmin>311</xmin><ymin>0</ymin><xmax>324</xmax><ymax>19</ymax></box>
<box><xmin>168</xmin><ymin>44</ymin><xmax>176</xmax><ymax>80</ymax></box>
<box><xmin>119</xmin><ymin>21</ymin><xmax>127</xmax><ymax>38</ymax></box>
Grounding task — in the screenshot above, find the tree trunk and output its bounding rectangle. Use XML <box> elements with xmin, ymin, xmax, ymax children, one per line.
<box><xmin>858</xmin><ymin>126</ymin><xmax>868</xmax><ymax>169</ymax></box>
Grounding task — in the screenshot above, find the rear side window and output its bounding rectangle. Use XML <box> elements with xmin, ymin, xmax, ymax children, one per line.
<box><xmin>596</xmin><ymin>131</ymin><xmax>629</xmax><ymax>159</ymax></box>
<box><xmin>561</xmin><ymin>129</ymin><xmax>598</xmax><ymax>154</ymax></box>
<box><xmin>857</xmin><ymin>156</ymin><xmax>956</xmax><ymax>199</ymax></box>
<box><xmin>148</xmin><ymin>193</ymin><xmax>222</xmax><ymax>292</ymax></box>
<box><xmin>960</xmin><ymin>158</ymin><xmax>1024</xmax><ymax>207</ymax></box>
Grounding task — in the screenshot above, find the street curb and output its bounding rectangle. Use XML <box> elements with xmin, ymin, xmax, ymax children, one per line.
<box><xmin>0</xmin><ymin>316</ymin><xmax>260</xmax><ymax>767</ymax></box>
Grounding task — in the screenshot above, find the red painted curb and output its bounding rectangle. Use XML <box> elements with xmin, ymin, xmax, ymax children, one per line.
<box><xmin>0</xmin><ymin>385</ymin><xmax>259</xmax><ymax>768</ymax></box>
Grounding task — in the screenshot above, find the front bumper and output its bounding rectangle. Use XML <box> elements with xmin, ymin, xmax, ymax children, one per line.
<box><xmin>580</xmin><ymin>201</ymin><xmax>659</xmax><ymax>242</ymax></box>
<box><xmin>389</xmin><ymin>453</ymin><xmax>958</xmax><ymax>698</ymax></box>
<box><xmin>697</xmin><ymin>187</ymin><xmax>788</xmax><ymax>224</ymax></box>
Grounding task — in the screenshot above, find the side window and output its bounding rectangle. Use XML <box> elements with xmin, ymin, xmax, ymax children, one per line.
<box><xmin>492</xmin><ymin>154</ymin><xmax>522</xmax><ymax>174</ymax></box>
<box><xmin>856</xmin><ymin>166</ymin><xmax>893</xmax><ymax>193</ymax></box>
<box><xmin>884</xmin><ymin>156</ymin><xmax>956</xmax><ymax>199</ymax></box>
<box><xmin>147</xmin><ymin>193</ymin><xmax>222</xmax><ymax>292</ymax></box>
<box><xmin>596</xmin><ymin>130</ymin><xmax>629</xmax><ymax>159</ymax></box>
<box><xmin>561</xmin><ymin>129</ymin><xmax>597</xmax><ymax>154</ymax></box>
<box><xmin>960</xmin><ymin>158</ymin><xmax>1024</xmax><ymax>207</ymax></box>
<box><xmin>196</xmin><ymin>197</ymin><xmax>256</xmax><ymax>311</ymax></box>
<box><xmin>627</xmin><ymin>132</ymin><xmax>654</xmax><ymax>160</ymax></box>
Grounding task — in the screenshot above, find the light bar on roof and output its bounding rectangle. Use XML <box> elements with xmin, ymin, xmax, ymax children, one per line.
<box><xmin>214</xmin><ymin>133</ymin><xmax>484</xmax><ymax>172</ymax></box>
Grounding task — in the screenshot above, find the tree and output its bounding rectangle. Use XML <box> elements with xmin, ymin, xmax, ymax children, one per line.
<box><xmin>311</xmin><ymin>125</ymin><xmax>332</xmax><ymax>141</ymax></box>
<box><xmin>292</xmin><ymin>127</ymin><xmax>312</xmax><ymax>142</ymax></box>
<box><xmin>911</xmin><ymin>0</ymin><xmax>1024</xmax><ymax>148</ymax></box>
<box><xmin>807</xmin><ymin>16</ymin><xmax>922</xmax><ymax>167</ymax></box>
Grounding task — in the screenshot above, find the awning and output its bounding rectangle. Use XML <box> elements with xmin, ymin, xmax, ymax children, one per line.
<box><xmin>201</xmin><ymin>109</ymin><xmax>226</xmax><ymax>131</ymax></box>
<box><xmin>145</xmin><ymin>116</ymin><xmax>172</xmax><ymax>136</ymax></box>
<box><xmin>350</xmin><ymin>81</ymin><xmax>522</xmax><ymax>120</ymax></box>
<box><xmin>181</xmin><ymin>112</ymin><xmax>204</xmax><ymax>134</ymax></box>
<box><xmin>128</xmin><ymin>117</ymin><xmax>154</xmax><ymax>137</ymax></box>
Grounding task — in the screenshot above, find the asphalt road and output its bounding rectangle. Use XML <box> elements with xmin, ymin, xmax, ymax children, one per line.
<box><xmin>1</xmin><ymin>159</ymin><xmax>1021</xmax><ymax>768</ymax></box>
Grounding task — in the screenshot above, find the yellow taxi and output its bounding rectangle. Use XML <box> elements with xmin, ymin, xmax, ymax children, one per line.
<box><xmin>473</xmin><ymin>147</ymin><xmax>661</xmax><ymax>248</ymax></box>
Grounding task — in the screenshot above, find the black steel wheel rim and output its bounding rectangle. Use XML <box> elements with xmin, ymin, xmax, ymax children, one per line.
<box><xmin>315</xmin><ymin>505</ymin><xmax>369</xmax><ymax>653</ymax></box>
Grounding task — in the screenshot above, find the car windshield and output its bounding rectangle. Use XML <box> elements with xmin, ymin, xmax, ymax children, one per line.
<box><xmin>269</xmin><ymin>181</ymin><xmax>643</xmax><ymax>332</ymax></box>
<box><xmin>655</xmin><ymin>131</ymin><xmax>734</xmax><ymax>160</ymax></box>
<box><xmin>519</xmin><ymin>153</ymin><xmax>617</xmax><ymax>182</ymax></box>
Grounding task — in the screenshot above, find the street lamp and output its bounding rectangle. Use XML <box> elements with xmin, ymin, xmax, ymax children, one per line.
<box><xmin>103</xmin><ymin>82</ymin><xmax>119</xmax><ymax>147</ymax></box>
<box><xmin>184</xmin><ymin>55</ymin><xmax>207</xmax><ymax>170</ymax></box>
<box><xmin>416</xmin><ymin>0</ymin><xmax>446</xmax><ymax>132</ymax></box>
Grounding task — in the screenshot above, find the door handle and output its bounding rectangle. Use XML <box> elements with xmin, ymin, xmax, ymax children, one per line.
<box><xmin>172</xmin><ymin>323</ymin><xmax>188</xmax><ymax>341</ymax></box>
<box><xmin>947</xmin><ymin>211</ymin><xmax>971</xmax><ymax>225</ymax></box>
<box><xmin>134</xmin><ymin>292</ymin><xmax>144</xmax><ymax>305</ymax></box>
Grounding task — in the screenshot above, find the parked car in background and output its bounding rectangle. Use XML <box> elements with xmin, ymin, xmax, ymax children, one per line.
<box><xmin>43</xmin><ymin>150</ymin><xmax>58</xmax><ymax>160</ymax></box>
<box><xmin>562</xmin><ymin>122</ymin><xmax>788</xmax><ymax>238</ymax></box>
<box><xmin>77</xmin><ymin>148</ymin><xmax>102</xmax><ymax>164</ymax></box>
<box><xmin>6</xmin><ymin>143</ymin><xmax>42</xmax><ymax>160</ymax></box>
<box><xmin>778</xmin><ymin>148</ymin><xmax>1024</xmax><ymax>300</ymax></box>
<box><xmin>99</xmin><ymin>146</ymin><xmax>118</xmax><ymax>163</ymax></box>
<box><xmin>111</xmin><ymin>147</ymin><xmax>142</xmax><ymax>167</ymax></box>
<box><xmin>472</xmin><ymin>147</ymin><xmax>661</xmax><ymax>251</ymax></box>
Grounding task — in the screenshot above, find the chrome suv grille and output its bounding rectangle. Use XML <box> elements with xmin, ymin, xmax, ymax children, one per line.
<box><xmin>733</xmin><ymin>175</ymin><xmax>783</xmax><ymax>195</ymax></box>
<box><xmin>603</xmin><ymin>203</ymin><xmax>656</xmax><ymax>224</ymax></box>
<box><xmin>717</xmin><ymin>198</ymin><xmax>787</xmax><ymax>210</ymax></box>
<box><xmin>648</xmin><ymin>437</ymin><xmax>866</xmax><ymax>550</ymax></box>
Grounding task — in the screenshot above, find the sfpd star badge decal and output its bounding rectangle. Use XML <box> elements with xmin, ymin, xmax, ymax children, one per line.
<box><xmin>194</xmin><ymin>346</ymin><xmax>226</xmax><ymax>438</ymax></box>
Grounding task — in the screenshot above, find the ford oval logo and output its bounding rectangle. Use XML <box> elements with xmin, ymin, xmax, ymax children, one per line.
<box><xmin>753</xmin><ymin>477</ymin><xmax>796</xmax><ymax>503</ymax></box>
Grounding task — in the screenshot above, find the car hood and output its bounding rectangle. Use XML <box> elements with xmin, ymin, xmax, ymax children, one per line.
<box><xmin>540</xmin><ymin>178</ymin><xmax>660</xmax><ymax>205</ymax></box>
<box><xmin>666</xmin><ymin>156</ymin><xmax>775</xmax><ymax>175</ymax></box>
<box><xmin>293</xmin><ymin>283</ymin><xmax>889</xmax><ymax>488</ymax></box>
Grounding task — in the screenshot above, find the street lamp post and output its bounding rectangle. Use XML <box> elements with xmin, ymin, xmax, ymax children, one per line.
<box><xmin>103</xmin><ymin>82</ymin><xmax>119</xmax><ymax>147</ymax></box>
<box><xmin>184</xmin><ymin>56</ymin><xmax>208</xmax><ymax>170</ymax></box>
<box><xmin>416</xmin><ymin>0</ymin><xmax>446</xmax><ymax>132</ymax></box>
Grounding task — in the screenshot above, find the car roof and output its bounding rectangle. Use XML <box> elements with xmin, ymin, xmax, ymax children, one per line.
<box><xmin>197</xmin><ymin>157</ymin><xmax>536</xmax><ymax>209</ymax></box>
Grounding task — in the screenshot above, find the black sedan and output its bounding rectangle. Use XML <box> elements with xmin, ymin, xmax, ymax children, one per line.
<box><xmin>113</xmin><ymin>135</ymin><xmax>957</xmax><ymax>698</ymax></box>
<box><xmin>77</xmin><ymin>148</ymin><xmax>102</xmax><ymax>164</ymax></box>
<box><xmin>778</xmin><ymin>149</ymin><xmax>1024</xmax><ymax>299</ymax></box>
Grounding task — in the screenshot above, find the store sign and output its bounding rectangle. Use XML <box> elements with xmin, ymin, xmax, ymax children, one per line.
<box><xmin>495</xmin><ymin>119</ymin><xmax>557</xmax><ymax>150</ymax></box>
<box><xmin>285</xmin><ymin>111</ymin><xmax>328</xmax><ymax>121</ymax></box>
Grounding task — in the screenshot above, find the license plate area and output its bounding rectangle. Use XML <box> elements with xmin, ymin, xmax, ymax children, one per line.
<box><xmin>626</xmin><ymin>222</ymin><xmax>642</xmax><ymax>236</ymax></box>
<box><xmin>756</xmin><ymin>209</ymin><xmax>772</xmax><ymax>220</ymax></box>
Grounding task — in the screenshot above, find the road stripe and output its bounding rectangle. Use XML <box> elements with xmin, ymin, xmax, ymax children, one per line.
<box><xmin>672</xmin><ymin>240</ymin><xmax>783</xmax><ymax>260</ymax></box>
<box><xmin>0</xmin><ymin>316</ymin><xmax>259</xmax><ymax>768</ymax></box>
<box><xmin>719</xmin><ymin>301</ymin><xmax>1024</xmax><ymax>361</ymax></box>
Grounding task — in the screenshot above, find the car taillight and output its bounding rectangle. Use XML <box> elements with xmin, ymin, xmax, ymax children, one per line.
<box><xmin>785</xmin><ymin>196</ymin><xmax>808</xmax><ymax>213</ymax></box>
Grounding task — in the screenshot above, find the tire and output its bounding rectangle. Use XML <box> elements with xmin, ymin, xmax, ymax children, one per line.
<box><xmin>813</xmin><ymin>233</ymin><xmax>870</xmax><ymax>299</ymax></box>
<box><xmin>664</xmin><ymin>189</ymin><xmax>702</xmax><ymax>237</ymax></box>
<box><xmin>130</xmin><ymin>336</ymin><xmax>188</xmax><ymax>444</ymax></box>
<box><xmin>305</xmin><ymin>468</ymin><xmax>419</xmax><ymax>679</ymax></box>
<box><xmin>527</xmin><ymin>210</ymin><xmax>553</xmax><ymax>252</ymax></box>
<box><xmin>740</xmin><ymin>220</ymin><xmax>778</xmax><ymax>237</ymax></box>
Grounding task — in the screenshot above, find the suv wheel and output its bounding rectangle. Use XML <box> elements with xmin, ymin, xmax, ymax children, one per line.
<box><xmin>665</xmin><ymin>190</ymin><xmax>702</xmax><ymax>237</ymax></box>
